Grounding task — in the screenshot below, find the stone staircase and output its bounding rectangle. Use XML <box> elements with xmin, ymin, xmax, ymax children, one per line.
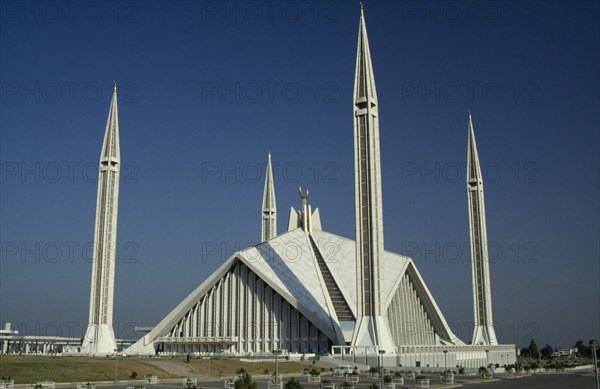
<box><xmin>309</xmin><ymin>235</ymin><xmax>354</xmax><ymax>322</ymax></box>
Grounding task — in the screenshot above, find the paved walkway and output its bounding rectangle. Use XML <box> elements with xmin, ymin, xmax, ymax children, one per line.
<box><xmin>458</xmin><ymin>373</ymin><xmax>595</xmax><ymax>388</ymax></box>
<box><xmin>145</xmin><ymin>360</ymin><xmax>220</xmax><ymax>380</ymax></box>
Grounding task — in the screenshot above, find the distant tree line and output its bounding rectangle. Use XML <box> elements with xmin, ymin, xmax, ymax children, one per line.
<box><xmin>520</xmin><ymin>339</ymin><xmax>599</xmax><ymax>359</ymax></box>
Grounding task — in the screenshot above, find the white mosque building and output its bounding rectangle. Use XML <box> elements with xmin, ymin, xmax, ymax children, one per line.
<box><xmin>70</xmin><ymin>6</ymin><xmax>518</xmax><ymax>368</ymax></box>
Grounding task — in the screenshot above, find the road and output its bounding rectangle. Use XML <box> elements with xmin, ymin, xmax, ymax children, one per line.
<box><xmin>84</xmin><ymin>372</ymin><xmax>596</xmax><ymax>389</ymax></box>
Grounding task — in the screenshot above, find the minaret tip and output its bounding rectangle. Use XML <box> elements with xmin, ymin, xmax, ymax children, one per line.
<box><xmin>262</xmin><ymin>151</ymin><xmax>277</xmax><ymax>241</ymax></box>
<box><xmin>360</xmin><ymin>2</ymin><xmax>364</xmax><ymax>15</ymax></box>
<box><xmin>113</xmin><ymin>81</ymin><xmax>117</xmax><ymax>92</ymax></box>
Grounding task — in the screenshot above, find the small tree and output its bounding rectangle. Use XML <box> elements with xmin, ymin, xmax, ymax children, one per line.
<box><xmin>574</xmin><ymin>341</ymin><xmax>591</xmax><ymax>358</ymax></box>
<box><xmin>368</xmin><ymin>384</ymin><xmax>379</xmax><ymax>389</ymax></box>
<box><xmin>540</xmin><ymin>344</ymin><xmax>554</xmax><ymax>359</ymax></box>
<box><xmin>516</xmin><ymin>362</ymin><xmax>523</xmax><ymax>372</ymax></box>
<box><xmin>234</xmin><ymin>372</ymin><xmax>257</xmax><ymax>389</ymax></box>
<box><xmin>284</xmin><ymin>378</ymin><xmax>303</xmax><ymax>389</ymax></box>
<box><xmin>529</xmin><ymin>339</ymin><xmax>540</xmax><ymax>359</ymax></box>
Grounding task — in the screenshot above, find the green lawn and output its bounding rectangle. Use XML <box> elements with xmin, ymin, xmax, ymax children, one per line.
<box><xmin>0</xmin><ymin>355</ymin><xmax>178</xmax><ymax>384</ymax></box>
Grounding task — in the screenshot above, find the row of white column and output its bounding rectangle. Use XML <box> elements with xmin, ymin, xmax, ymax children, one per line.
<box><xmin>165</xmin><ymin>262</ymin><xmax>331</xmax><ymax>355</ymax></box>
<box><xmin>387</xmin><ymin>274</ymin><xmax>437</xmax><ymax>345</ymax></box>
<box><xmin>1</xmin><ymin>339</ymin><xmax>60</xmax><ymax>354</ymax></box>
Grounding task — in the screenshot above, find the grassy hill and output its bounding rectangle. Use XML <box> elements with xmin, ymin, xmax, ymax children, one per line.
<box><xmin>0</xmin><ymin>355</ymin><xmax>178</xmax><ymax>384</ymax></box>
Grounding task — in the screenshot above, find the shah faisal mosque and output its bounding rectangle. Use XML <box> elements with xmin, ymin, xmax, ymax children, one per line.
<box><xmin>78</xmin><ymin>5</ymin><xmax>517</xmax><ymax>368</ymax></box>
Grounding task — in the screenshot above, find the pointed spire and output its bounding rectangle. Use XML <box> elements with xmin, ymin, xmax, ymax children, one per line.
<box><xmin>466</xmin><ymin>112</ymin><xmax>498</xmax><ymax>346</ymax></box>
<box><xmin>261</xmin><ymin>151</ymin><xmax>277</xmax><ymax>241</ymax></box>
<box><xmin>351</xmin><ymin>4</ymin><xmax>395</xmax><ymax>353</ymax></box>
<box><xmin>467</xmin><ymin>111</ymin><xmax>482</xmax><ymax>185</ymax></box>
<box><xmin>355</xmin><ymin>4</ymin><xmax>378</xmax><ymax>107</ymax></box>
<box><xmin>83</xmin><ymin>85</ymin><xmax>121</xmax><ymax>355</ymax></box>
<box><xmin>100</xmin><ymin>82</ymin><xmax>120</xmax><ymax>164</ymax></box>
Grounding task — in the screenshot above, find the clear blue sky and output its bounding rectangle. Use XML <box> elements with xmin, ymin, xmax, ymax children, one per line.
<box><xmin>1</xmin><ymin>1</ymin><xmax>598</xmax><ymax>349</ymax></box>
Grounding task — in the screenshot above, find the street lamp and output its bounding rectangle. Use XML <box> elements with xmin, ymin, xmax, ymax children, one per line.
<box><xmin>273</xmin><ymin>348</ymin><xmax>281</xmax><ymax>387</ymax></box>
<box><xmin>484</xmin><ymin>349</ymin><xmax>490</xmax><ymax>378</ymax></box>
<box><xmin>208</xmin><ymin>352</ymin><xmax>212</xmax><ymax>377</ymax></box>
<box><xmin>443</xmin><ymin>350</ymin><xmax>448</xmax><ymax>384</ymax></box>
<box><xmin>378</xmin><ymin>350</ymin><xmax>385</xmax><ymax>389</ymax></box>
<box><xmin>590</xmin><ymin>340</ymin><xmax>599</xmax><ymax>389</ymax></box>
<box><xmin>114</xmin><ymin>348</ymin><xmax>119</xmax><ymax>383</ymax></box>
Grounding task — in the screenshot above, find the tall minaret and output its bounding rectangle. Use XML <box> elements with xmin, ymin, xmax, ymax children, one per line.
<box><xmin>467</xmin><ymin>112</ymin><xmax>498</xmax><ymax>345</ymax></box>
<box><xmin>261</xmin><ymin>151</ymin><xmax>277</xmax><ymax>241</ymax></box>
<box><xmin>350</xmin><ymin>4</ymin><xmax>396</xmax><ymax>353</ymax></box>
<box><xmin>82</xmin><ymin>82</ymin><xmax>120</xmax><ymax>355</ymax></box>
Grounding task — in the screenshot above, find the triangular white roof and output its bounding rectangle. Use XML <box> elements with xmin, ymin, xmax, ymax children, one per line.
<box><xmin>127</xmin><ymin>228</ymin><xmax>462</xmax><ymax>355</ymax></box>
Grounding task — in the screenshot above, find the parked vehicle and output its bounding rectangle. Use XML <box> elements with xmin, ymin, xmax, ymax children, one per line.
<box><xmin>333</xmin><ymin>365</ymin><xmax>353</xmax><ymax>376</ymax></box>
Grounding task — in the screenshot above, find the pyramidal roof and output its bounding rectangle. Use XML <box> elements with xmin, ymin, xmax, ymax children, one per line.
<box><xmin>237</xmin><ymin>228</ymin><xmax>340</xmax><ymax>340</ymax></box>
<box><xmin>127</xmin><ymin>227</ymin><xmax>462</xmax><ymax>355</ymax></box>
<box><xmin>310</xmin><ymin>229</ymin><xmax>410</xmax><ymax>315</ymax></box>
